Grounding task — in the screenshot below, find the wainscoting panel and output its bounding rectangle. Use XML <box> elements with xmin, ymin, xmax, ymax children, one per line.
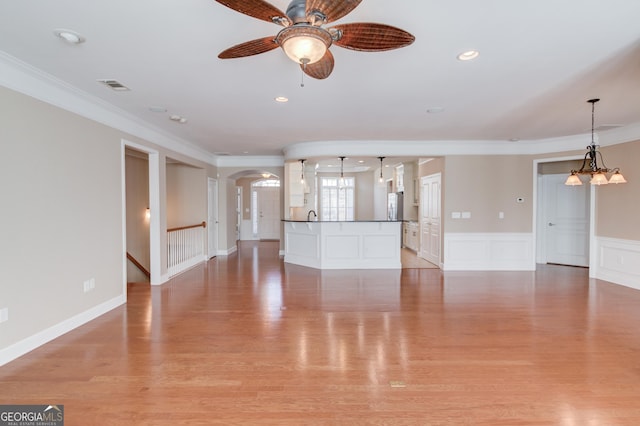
<box><xmin>593</xmin><ymin>237</ymin><xmax>640</xmax><ymax>291</ymax></box>
<box><xmin>443</xmin><ymin>233</ymin><xmax>535</xmax><ymax>271</ymax></box>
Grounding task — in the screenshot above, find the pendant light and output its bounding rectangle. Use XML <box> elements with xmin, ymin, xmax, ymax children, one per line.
<box><xmin>339</xmin><ymin>156</ymin><xmax>346</xmax><ymax>188</ymax></box>
<box><xmin>565</xmin><ymin>99</ymin><xmax>627</xmax><ymax>186</ymax></box>
<box><xmin>299</xmin><ymin>159</ymin><xmax>306</xmax><ymax>184</ymax></box>
<box><xmin>378</xmin><ymin>157</ymin><xmax>385</xmax><ymax>183</ymax></box>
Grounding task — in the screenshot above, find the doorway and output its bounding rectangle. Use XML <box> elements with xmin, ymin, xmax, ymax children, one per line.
<box><xmin>541</xmin><ymin>174</ymin><xmax>590</xmax><ymax>266</ymax></box>
<box><xmin>535</xmin><ymin>159</ymin><xmax>594</xmax><ymax>268</ymax></box>
<box><xmin>252</xmin><ymin>179</ymin><xmax>281</xmax><ymax>240</ymax></box>
<box><xmin>122</xmin><ymin>140</ymin><xmax>161</xmax><ymax>286</ymax></box>
<box><xmin>420</xmin><ymin>173</ymin><xmax>441</xmax><ymax>266</ymax></box>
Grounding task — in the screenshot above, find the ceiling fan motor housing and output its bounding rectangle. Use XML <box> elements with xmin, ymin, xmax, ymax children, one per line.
<box><xmin>286</xmin><ymin>0</ymin><xmax>326</xmax><ymax>25</ymax></box>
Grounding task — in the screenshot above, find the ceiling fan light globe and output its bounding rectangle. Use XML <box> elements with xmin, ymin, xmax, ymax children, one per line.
<box><xmin>276</xmin><ymin>26</ymin><xmax>331</xmax><ymax>65</ymax></box>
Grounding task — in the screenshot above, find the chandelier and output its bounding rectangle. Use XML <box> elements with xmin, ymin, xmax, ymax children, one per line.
<box><xmin>565</xmin><ymin>99</ymin><xmax>627</xmax><ymax>186</ymax></box>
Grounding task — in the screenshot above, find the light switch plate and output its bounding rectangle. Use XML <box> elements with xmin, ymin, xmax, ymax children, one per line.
<box><xmin>451</xmin><ymin>212</ymin><xmax>461</xmax><ymax>219</ymax></box>
<box><xmin>462</xmin><ymin>211</ymin><xmax>471</xmax><ymax>219</ymax></box>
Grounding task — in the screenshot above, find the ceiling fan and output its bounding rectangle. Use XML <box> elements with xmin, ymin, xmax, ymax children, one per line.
<box><xmin>214</xmin><ymin>0</ymin><xmax>415</xmax><ymax>79</ymax></box>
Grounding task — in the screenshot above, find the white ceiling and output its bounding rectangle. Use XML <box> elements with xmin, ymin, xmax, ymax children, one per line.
<box><xmin>1</xmin><ymin>0</ymin><xmax>640</xmax><ymax>159</ymax></box>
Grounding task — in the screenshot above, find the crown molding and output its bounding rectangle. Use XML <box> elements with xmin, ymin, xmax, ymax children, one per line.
<box><xmin>214</xmin><ymin>155</ymin><xmax>284</xmax><ymax>168</ymax></box>
<box><xmin>282</xmin><ymin>127</ymin><xmax>640</xmax><ymax>160</ymax></box>
<box><xmin>0</xmin><ymin>51</ymin><xmax>215</xmax><ymax>165</ymax></box>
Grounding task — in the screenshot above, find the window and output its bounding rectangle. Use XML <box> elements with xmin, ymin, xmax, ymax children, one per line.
<box><xmin>319</xmin><ymin>177</ymin><xmax>354</xmax><ymax>221</ymax></box>
<box><xmin>253</xmin><ymin>179</ymin><xmax>280</xmax><ymax>188</ymax></box>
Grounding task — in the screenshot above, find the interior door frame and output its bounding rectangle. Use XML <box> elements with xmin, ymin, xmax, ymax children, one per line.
<box><xmin>533</xmin><ymin>157</ymin><xmax>597</xmax><ymax>276</ymax></box>
<box><xmin>121</xmin><ymin>139</ymin><xmax>162</xmax><ymax>286</ymax></box>
<box><xmin>208</xmin><ymin>177</ymin><xmax>218</xmax><ymax>258</ymax></box>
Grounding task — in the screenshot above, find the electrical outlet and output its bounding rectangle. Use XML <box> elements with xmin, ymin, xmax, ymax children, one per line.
<box><xmin>0</xmin><ymin>308</ymin><xmax>8</xmax><ymax>323</ymax></box>
<box><xmin>499</xmin><ymin>212</ymin><xmax>505</xmax><ymax>219</ymax></box>
<box><xmin>83</xmin><ymin>278</ymin><xmax>95</xmax><ymax>293</ymax></box>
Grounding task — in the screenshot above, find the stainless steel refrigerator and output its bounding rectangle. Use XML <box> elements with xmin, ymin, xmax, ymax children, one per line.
<box><xmin>387</xmin><ymin>192</ymin><xmax>404</xmax><ymax>221</ymax></box>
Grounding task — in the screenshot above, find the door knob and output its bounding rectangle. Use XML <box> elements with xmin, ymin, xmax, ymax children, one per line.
<box><xmin>548</xmin><ymin>222</ymin><xmax>556</xmax><ymax>226</ymax></box>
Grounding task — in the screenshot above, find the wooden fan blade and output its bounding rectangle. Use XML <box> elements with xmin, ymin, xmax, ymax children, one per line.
<box><xmin>301</xmin><ymin>50</ymin><xmax>335</xmax><ymax>80</ymax></box>
<box><xmin>218</xmin><ymin>36</ymin><xmax>279</xmax><ymax>59</ymax></box>
<box><xmin>332</xmin><ymin>23</ymin><xmax>415</xmax><ymax>51</ymax></box>
<box><xmin>306</xmin><ymin>0</ymin><xmax>362</xmax><ymax>23</ymax></box>
<box><xmin>214</xmin><ymin>0</ymin><xmax>291</xmax><ymax>26</ymax></box>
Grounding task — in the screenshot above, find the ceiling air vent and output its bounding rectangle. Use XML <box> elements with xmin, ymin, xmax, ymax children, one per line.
<box><xmin>97</xmin><ymin>79</ymin><xmax>130</xmax><ymax>91</ymax></box>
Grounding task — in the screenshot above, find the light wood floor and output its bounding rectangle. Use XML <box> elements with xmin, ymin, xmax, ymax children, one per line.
<box><xmin>401</xmin><ymin>247</ymin><xmax>438</xmax><ymax>269</ymax></box>
<box><xmin>2</xmin><ymin>241</ymin><xmax>640</xmax><ymax>425</ymax></box>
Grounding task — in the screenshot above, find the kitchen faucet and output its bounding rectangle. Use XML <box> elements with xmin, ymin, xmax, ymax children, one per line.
<box><xmin>307</xmin><ymin>210</ymin><xmax>317</xmax><ymax>221</ymax></box>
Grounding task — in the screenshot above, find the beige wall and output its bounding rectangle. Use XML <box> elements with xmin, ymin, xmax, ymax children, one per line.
<box><xmin>355</xmin><ymin>171</ymin><xmax>375</xmax><ymax>220</ymax></box>
<box><xmin>1</xmin><ymin>86</ymin><xmax>126</xmax><ymax>350</ymax></box>
<box><xmin>166</xmin><ymin>162</ymin><xmax>207</xmax><ymax>229</ymax></box>
<box><xmin>444</xmin><ymin>155</ymin><xmax>533</xmax><ymax>233</ymax></box>
<box><xmin>597</xmin><ymin>140</ymin><xmax>640</xmax><ymax>240</ymax></box>
<box><xmin>419</xmin><ymin>157</ymin><xmax>445</xmax><ymax>178</ymax></box>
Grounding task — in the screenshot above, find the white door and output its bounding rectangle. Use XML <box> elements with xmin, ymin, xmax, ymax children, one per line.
<box><xmin>207</xmin><ymin>178</ymin><xmax>218</xmax><ymax>258</ymax></box>
<box><xmin>543</xmin><ymin>174</ymin><xmax>590</xmax><ymax>266</ymax></box>
<box><xmin>420</xmin><ymin>173</ymin><xmax>441</xmax><ymax>266</ymax></box>
<box><xmin>256</xmin><ymin>186</ymin><xmax>280</xmax><ymax>240</ymax></box>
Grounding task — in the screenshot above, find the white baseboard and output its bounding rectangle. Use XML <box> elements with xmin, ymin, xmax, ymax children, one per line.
<box><xmin>0</xmin><ymin>295</ymin><xmax>126</xmax><ymax>367</ymax></box>
<box><xmin>217</xmin><ymin>245</ymin><xmax>237</xmax><ymax>256</ymax></box>
<box><xmin>167</xmin><ymin>255</ymin><xmax>207</xmax><ymax>278</ymax></box>
<box><xmin>593</xmin><ymin>237</ymin><xmax>640</xmax><ymax>290</ymax></box>
<box><xmin>443</xmin><ymin>233</ymin><xmax>535</xmax><ymax>271</ymax></box>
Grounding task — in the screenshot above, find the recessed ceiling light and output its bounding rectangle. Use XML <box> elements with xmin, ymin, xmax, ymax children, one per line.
<box><xmin>53</xmin><ymin>29</ymin><xmax>85</xmax><ymax>44</ymax></box>
<box><xmin>457</xmin><ymin>50</ymin><xmax>479</xmax><ymax>61</ymax></box>
<box><xmin>275</xmin><ymin>96</ymin><xmax>288</xmax><ymax>103</ymax></box>
<box><xmin>169</xmin><ymin>115</ymin><xmax>187</xmax><ymax>124</ymax></box>
<box><xmin>509</xmin><ymin>138</ymin><xmax>520</xmax><ymax>142</ymax></box>
<box><xmin>427</xmin><ymin>107</ymin><xmax>445</xmax><ymax>114</ymax></box>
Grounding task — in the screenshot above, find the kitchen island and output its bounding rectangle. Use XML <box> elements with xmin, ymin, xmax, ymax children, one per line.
<box><xmin>283</xmin><ymin>220</ymin><xmax>402</xmax><ymax>270</ymax></box>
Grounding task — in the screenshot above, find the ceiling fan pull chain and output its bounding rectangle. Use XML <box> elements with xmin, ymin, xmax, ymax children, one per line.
<box><xmin>300</xmin><ymin>57</ymin><xmax>311</xmax><ymax>87</ymax></box>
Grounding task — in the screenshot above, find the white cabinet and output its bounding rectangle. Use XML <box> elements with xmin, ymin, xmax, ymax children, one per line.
<box><xmin>287</xmin><ymin>161</ymin><xmax>304</xmax><ymax>207</ymax></box>
<box><xmin>403</xmin><ymin>222</ymin><xmax>409</xmax><ymax>247</ymax></box>
<box><xmin>403</xmin><ymin>222</ymin><xmax>419</xmax><ymax>251</ymax></box>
